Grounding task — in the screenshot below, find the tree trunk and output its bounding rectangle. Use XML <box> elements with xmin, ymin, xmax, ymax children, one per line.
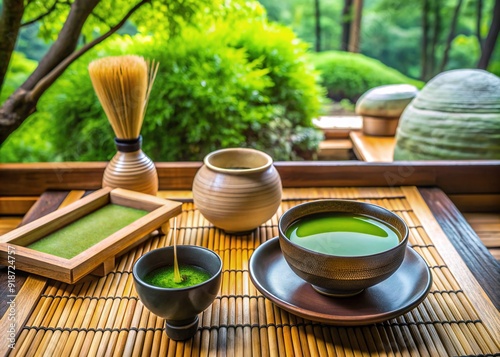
<box><xmin>314</xmin><ymin>0</ymin><xmax>321</xmax><ymax>52</ymax></box>
<box><xmin>0</xmin><ymin>0</ymin><xmax>24</xmax><ymax>94</ymax></box>
<box><xmin>476</xmin><ymin>0</ymin><xmax>483</xmax><ymax>51</ymax></box>
<box><xmin>429</xmin><ymin>0</ymin><xmax>441</xmax><ymax>77</ymax></box>
<box><xmin>421</xmin><ymin>0</ymin><xmax>430</xmax><ymax>80</ymax></box>
<box><xmin>341</xmin><ymin>0</ymin><xmax>353</xmax><ymax>51</ymax></box>
<box><xmin>348</xmin><ymin>0</ymin><xmax>363</xmax><ymax>52</ymax></box>
<box><xmin>478</xmin><ymin>0</ymin><xmax>500</xmax><ymax>69</ymax></box>
<box><xmin>440</xmin><ymin>0</ymin><xmax>463</xmax><ymax>72</ymax></box>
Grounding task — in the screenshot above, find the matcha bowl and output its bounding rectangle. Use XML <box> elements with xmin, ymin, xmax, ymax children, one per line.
<box><xmin>278</xmin><ymin>199</ymin><xmax>409</xmax><ymax>297</ymax></box>
<box><xmin>133</xmin><ymin>246</ymin><xmax>222</xmax><ymax>340</ymax></box>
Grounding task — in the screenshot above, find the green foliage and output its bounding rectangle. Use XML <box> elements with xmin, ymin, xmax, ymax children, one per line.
<box><xmin>0</xmin><ymin>52</ymin><xmax>37</xmax><ymax>102</ymax></box>
<box><xmin>258</xmin><ymin>0</ymin><xmax>499</xmax><ymax>79</ymax></box>
<box><xmin>310</xmin><ymin>51</ymin><xmax>424</xmax><ymax>103</ymax></box>
<box><xmin>13</xmin><ymin>23</ymin><xmax>50</xmax><ymax>62</ymax></box>
<box><xmin>23</xmin><ymin>0</ymin><xmax>216</xmax><ymax>43</ymax></box>
<box><xmin>0</xmin><ymin>52</ymin><xmax>55</xmax><ymax>162</ymax></box>
<box><xmin>230</xmin><ymin>21</ymin><xmax>325</xmax><ymax>127</ymax></box>
<box><xmin>1</xmin><ymin>18</ymin><xmax>324</xmax><ymax>162</ymax></box>
<box><xmin>0</xmin><ymin>112</ymin><xmax>56</xmax><ymax>163</ymax></box>
<box><xmin>447</xmin><ymin>35</ymin><xmax>481</xmax><ymax>69</ymax></box>
<box><xmin>258</xmin><ymin>0</ymin><xmax>342</xmax><ymax>51</ymax></box>
<box><xmin>360</xmin><ymin>11</ymin><xmax>423</xmax><ymax>79</ymax></box>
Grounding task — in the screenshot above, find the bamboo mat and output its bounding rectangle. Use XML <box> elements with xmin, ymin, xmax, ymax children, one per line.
<box><xmin>6</xmin><ymin>187</ymin><xmax>500</xmax><ymax>356</ymax></box>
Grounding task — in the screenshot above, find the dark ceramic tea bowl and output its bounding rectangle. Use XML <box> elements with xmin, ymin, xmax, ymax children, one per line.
<box><xmin>133</xmin><ymin>245</ymin><xmax>222</xmax><ymax>340</ymax></box>
<box><xmin>278</xmin><ymin>199</ymin><xmax>408</xmax><ymax>297</ymax></box>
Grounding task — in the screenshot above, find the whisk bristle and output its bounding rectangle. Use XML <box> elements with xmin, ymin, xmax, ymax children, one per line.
<box><xmin>89</xmin><ymin>55</ymin><xmax>158</xmax><ymax>140</ymax></box>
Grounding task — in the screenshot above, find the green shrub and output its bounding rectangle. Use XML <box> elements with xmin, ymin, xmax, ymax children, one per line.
<box><xmin>310</xmin><ymin>51</ymin><xmax>424</xmax><ymax>103</ymax></box>
<box><xmin>2</xmin><ymin>19</ymin><xmax>324</xmax><ymax>163</ymax></box>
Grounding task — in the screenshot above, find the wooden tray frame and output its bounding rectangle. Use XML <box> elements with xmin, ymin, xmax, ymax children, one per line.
<box><xmin>0</xmin><ymin>187</ymin><xmax>182</xmax><ymax>284</ymax></box>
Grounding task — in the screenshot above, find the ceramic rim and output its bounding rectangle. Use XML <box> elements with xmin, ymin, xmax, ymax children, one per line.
<box><xmin>204</xmin><ymin>148</ymin><xmax>273</xmax><ymax>175</ymax></box>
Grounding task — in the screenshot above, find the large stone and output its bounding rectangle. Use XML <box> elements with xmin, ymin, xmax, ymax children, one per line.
<box><xmin>393</xmin><ymin>69</ymin><xmax>500</xmax><ymax>160</ymax></box>
<box><xmin>356</xmin><ymin>84</ymin><xmax>419</xmax><ymax>118</ymax></box>
<box><xmin>356</xmin><ymin>84</ymin><xmax>418</xmax><ymax>136</ymax></box>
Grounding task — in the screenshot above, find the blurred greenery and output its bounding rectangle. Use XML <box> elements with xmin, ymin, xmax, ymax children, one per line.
<box><xmin>0</xmin><ymin>16</ymin><xmax>325</xmax><ymax>162</ymax></box>
<box><xmin>310</xmin><ymin>51</ymin><xmax>424</xmax><ymax>103</ymax></box>
<box><xmin>258</xmin><ymin>0</ymin><xmax>500</xmax><ymax>79</ymax></box>
<box><xmin>259</xmin><ymin>0</ymin><xmax>343</xmax><ymax>51</ymax></box>
<box><xmin>0</xmin><ymin>52</ymin><xmax>37</xmax><ymax>102</ymax></box>
<box><xmin>0</xmin><ymin>52</ymin><xmax>55</xmax><ymax>162</ymax></box>
<box><xmin>3</xmin><ymin>0</ymin><xmax>499</xmax><ymax>163</ymax></box>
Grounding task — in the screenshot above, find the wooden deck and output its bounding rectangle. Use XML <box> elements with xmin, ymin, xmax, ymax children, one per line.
<box><xmin>349</xmin><ymin>131</ymin><xmax>395</xmax><ymax>162</ymax></box>
<box><xmin>463</xmin><ymin>213</ymin><xmax>500</xmax><ymax>261</ymax></box>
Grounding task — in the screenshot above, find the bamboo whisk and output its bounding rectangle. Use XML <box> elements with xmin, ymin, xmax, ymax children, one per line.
<box><xmin>88</xmin><ymin>55</ymin><xmax>159</xmax><ymax>139</ymax></box>
<box><xmin>89</xmin><ymin>55</ymin><xmax>160</xmax><ymax>195</ymax></box>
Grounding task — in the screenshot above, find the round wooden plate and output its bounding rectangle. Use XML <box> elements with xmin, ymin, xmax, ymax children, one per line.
<box><xmin>249</xmin><ymin>237</ymin><xmax>432</xmax><ymax>325</ymax></box>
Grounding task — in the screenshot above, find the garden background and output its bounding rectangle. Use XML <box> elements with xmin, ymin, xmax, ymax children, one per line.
<box><xmin>0</xmin><ymin>0</ymin><xmax>498</xmax><ymax>162</ymax></box>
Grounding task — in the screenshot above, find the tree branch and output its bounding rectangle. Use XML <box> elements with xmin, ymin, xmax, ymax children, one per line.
<box><xmin>440</xmin><ymin>0</ymin><xmax>462</xmax><ymax>72</ymax></box>
<box><xmin>478</xmin><ymin>0</ymin><xmax>500</xmax><ymax>69</ymax></box>
<box><xmin>21</xmin><ymin>0</ymin><xmax>62</xmax><ymax>27</ymax></box>
<box><xmin>476</xmin><ymin>0</ymin><xmax>483</xmax><ymax>50</ymax></box>
<box><xmin>421</xmin><ymin>0</ymin><xmax>430</xmax><ymax>80</ymax></box>
<box><xmin>90</xmin><ymin>10</ymin><xmax>111</xmax><ymax>27</ymax></box>
<box><xmin>29</xmin><ymin>0</ymin><xmax>151</xmax><ymax>102</ymax></box>
<box><xmin>22</xmin><ymin>0</ymin><xmax>101</xmax><ymax>90</ymax></box>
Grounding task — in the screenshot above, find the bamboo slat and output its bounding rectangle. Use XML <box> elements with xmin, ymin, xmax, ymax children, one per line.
<box><xmin>3</xmin><ymin>187</ymin><xmax>500</xmax><ymax>356</ymax></box>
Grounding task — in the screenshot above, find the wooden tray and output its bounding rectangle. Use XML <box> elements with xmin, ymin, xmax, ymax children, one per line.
<box><xmin>0</xmin><ymin>187</ymin><xmax>182</xmax><ymax>284</ymax></box>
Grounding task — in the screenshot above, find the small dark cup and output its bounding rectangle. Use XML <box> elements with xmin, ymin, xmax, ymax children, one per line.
<box><xmin>133</xmin><ymin>246</ymin><xmax>222</xmax><ymax>340</ymax></box>
<box><xmin>278</xmin><ymin>199</ymin><xmax>408</xmax><ymax>297</ymax></box>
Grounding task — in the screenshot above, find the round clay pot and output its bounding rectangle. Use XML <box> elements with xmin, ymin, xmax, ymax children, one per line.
<box><xmin>192</xmin><ymin>148</ymin><xmax>282</xmax><ymax>234</ymax></box>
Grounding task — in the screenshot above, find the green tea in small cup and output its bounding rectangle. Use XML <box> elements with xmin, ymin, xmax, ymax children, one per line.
<box><xmin>285</xmin><ymin>212</ymin><xmax>401</xmax><ymax>256</ymax></box>
<box><xmin>133</xmin><ymin>245</ymin><xmax>222</xmax><ymax>340</ymax></box>
<box><xmin>143</xmin><ymin>264</ymin><xmax>211</xmax><ymax>288</ymax></box>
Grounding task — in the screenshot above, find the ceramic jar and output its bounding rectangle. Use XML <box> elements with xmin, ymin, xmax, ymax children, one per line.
<box><xmin>192</xmin><ymin>148</ymin><xmax>282</xmax><ymax>234</ymax></box>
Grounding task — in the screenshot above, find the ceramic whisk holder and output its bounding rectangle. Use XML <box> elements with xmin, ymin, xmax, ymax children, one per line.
<box><xmin>102</xmin><ymin>136</ymin><xmax>158</xmax><ymax>195</ymax></box>
<box><xmin>192</xmin><ymin>148</ymin><xmax>282</xmax><ymax>234</ymax></box>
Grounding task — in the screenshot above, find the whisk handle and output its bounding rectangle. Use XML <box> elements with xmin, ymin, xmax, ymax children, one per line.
<box><xmin>115</xmin><ymin>136</ymin><xmax>142</xmax><ymax>153</ymax></box>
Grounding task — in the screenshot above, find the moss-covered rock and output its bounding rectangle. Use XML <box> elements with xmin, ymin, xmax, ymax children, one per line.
<box><xmin>394</xmin><ymin>69</ymin><xmax>500</xmax><ymax>160</ymax></box>
<box><xmin>355</xmin><ymin>84</ymin><xmax>418</xmax><ymax>118</ymax></box>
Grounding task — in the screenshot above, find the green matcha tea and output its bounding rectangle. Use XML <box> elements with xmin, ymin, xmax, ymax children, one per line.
<box><xmin>27</xmin><ymin>204</ymin><xmax>148</xmax><ymax>259</ymax></box>
<box><xmin>144</xmin><ymin>265</ymin><xmax>211</xmax><ymax>288</ymax></box>
<box><xmin>286</xmin><ymin>212</ymin><xmax>401</xmax><ymax>256</ymax></box>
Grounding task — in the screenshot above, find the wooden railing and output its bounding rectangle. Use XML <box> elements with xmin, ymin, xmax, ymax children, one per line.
<box><xmin>1</xmin><ymin>161</ymin><xmax>499</xmax><ymax>210</ymax></box>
